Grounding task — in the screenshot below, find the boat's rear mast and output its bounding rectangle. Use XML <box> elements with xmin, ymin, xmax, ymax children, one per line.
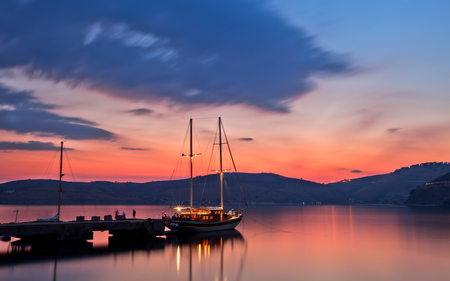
<box><xmin>219</xmin><ymin>117</ymin><xmax>223</xmax><ymax>210</ymax></box>
<box><xmin>57</xmin><ymin>141</ymin><xmax>63</xmax><ymax>222</ymax></box>
<box><xmin>190</xmin><ymin>118</ymin><xmax>193</xmax><ymax>208</ymax></box>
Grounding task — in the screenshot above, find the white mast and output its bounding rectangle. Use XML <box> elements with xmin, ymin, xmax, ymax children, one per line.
<box><xmin>183</xmin><ymin>119</ymin><xmax>200</xmax><ymax>208</ymax></box>
<box><xmin>190</xmin><ymin>118</ymin><xmax>193</xmax><ymax>208</ymax></box>
<box><xmin>219</xmin><ymin>117</ymin><xmax>223</xmax><ymax>210</ymax></box>
<box><xmin>57</xmin><ymin>141</ymin><xmax>63</xmax><ymax>222</ymax></box>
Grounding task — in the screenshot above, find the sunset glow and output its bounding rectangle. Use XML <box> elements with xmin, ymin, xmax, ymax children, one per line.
<box><xmin>1</xmin><ymin>1</ymin><xmax>449</xmax><ymax>184</ymax></box>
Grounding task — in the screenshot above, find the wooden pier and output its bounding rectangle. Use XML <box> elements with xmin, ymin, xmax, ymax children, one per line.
<box><xmin>0</xmin><ymin>218</ymin><xmax>165</xmax><ymax>241</ymax></box>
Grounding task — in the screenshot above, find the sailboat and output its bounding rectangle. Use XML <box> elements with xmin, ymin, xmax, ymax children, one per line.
<box><xmin>165</xmin><ymin>117</ymin><xmax>247</xmax><ymax>232</ymax></box>
<box><xmin>37</xmin><ymin>141</ymin><xmax>64</xmax><ymax>222</ymax></box>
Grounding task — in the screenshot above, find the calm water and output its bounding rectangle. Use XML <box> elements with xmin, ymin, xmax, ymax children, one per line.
<box><xmin>1</xmin><ymin>205</ymin><xmax>450</xmax><ymax>281</ymax></box>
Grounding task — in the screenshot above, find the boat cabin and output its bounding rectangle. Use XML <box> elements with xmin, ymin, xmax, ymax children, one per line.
<box><xmin>175</xmin><ymin>207</ymin><xmax>227</xmax><ymax>222</ymax></box>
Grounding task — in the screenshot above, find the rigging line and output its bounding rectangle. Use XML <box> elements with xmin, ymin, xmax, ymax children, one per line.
<box><xmin>171</xmin><ymin>188</ymin><xmax>188</xmax><ymax>208</ymax></box>
<box><xmin>198</xmin><ymin>121</ymin><xmax>217</xmax><ymax>206</ymax></box>
<box><xmin>64</xmin><ymin>148</ymin><xmax>75</xmax><ymax>182</ymax></box>
<box><xmin>250</xmin><ymin>217</ymin><xmax>324</xmax><ymax>236</ymax></box>
<box><xmin>168</xmin><ymin>123</ymin><xmax>191</xmax><ymax>205</ymax></box>
<box><xmin>168</xmin><ymin>189</ymin><xmax>177</xmax><ymax>204</ymax></box>
<box><xmin>43</xmin><ymin>149</ymin><xmax>59</xmax><ymax>179</ymax></box>
<box><xmin>221</xmin><ymin>122</ymin><xmax>248</xmax><ymax>209</ymax></box>
<box><xmin>190</xmin><ymin>116</ymin><xmax>217</xmax><ymax>120</ymax></box>
<box><xmin>193</xmin><ymin>123</ymin><xmax>204</xmax><ymax>177</ymax></box>
<box><xmin>171</xmin><ymin>155</ymin><xmax>182</xmax><ymax>181</ymax></box>
<box><xmin>171</xmin><ymin>121</ymin><xmax>190</xmax><ymax>181</ymax></box>
<box><xmin>250</xmin><ymin>218</ymin><xmax>294</xmax><ymax>233</ymax></box>
<box><xmin>180</xmin><ymin>193</ymin><xmax>188</xmax><ymax>207</ymax></box>
<box><xmin>199</xmin><ymin>122</ymin><xmax>219</xmax><ymax>206</ymax></box>
<box><xmin>202</xmin><ymin>121</ymin><xmax>217</xmax><ymax>169</ymax></box>
<box><xmin>193</xmin><ymin>137</ymin><xmax>208</xmax><ymax>205</ymax></box>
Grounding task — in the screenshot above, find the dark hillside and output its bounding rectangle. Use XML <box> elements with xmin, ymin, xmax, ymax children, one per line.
<box><xmin>1</xmin><ymin>162</ymin><xmax>449</xmax><ymax>205</ymax></box>
<box><xmin>406</xmin><ymin>170</ymin><xmax>450</xmax><ymax>206</ymax></box>
<box><xmin>328</xmin><ymin>162</ymin><xmax>450</xmax><ymax>204</ymax></box>
<box><xmin>430</xmin><ymin>172</ymin><xmax>450</xmax><ymax>183</ymax></box>
<box><xmin>0</xmin><ymin>173</ymin><xmax>347</xmax><ymax>205</ymax></box>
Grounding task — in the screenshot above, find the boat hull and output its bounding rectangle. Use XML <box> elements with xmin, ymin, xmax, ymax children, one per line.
<box><xmin>167</xmin><ymin>216</ymin><xmax>242</xmax><ymax>233</ymax></box>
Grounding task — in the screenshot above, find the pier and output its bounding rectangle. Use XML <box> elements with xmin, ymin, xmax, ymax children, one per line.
<box><xmin>0</xmin><ymin>218</ymin><xmax>165</xmax><ymax>241</ymax></box>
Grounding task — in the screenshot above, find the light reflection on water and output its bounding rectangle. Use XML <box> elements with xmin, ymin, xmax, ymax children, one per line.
<box><xmin>1</xmin><ymin>205</ymin><xmax>450</xmax><ymax>281</ymax></box>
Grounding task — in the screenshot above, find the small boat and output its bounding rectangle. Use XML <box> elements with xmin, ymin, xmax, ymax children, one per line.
<box><xmin>165</xmin><ymin>117</ymin><xmax>247</xmax><ymax>232</ymax></box>
<box><xmin>36</xmin><ymin>141</ymin><xmax>64</xmax><ymax>222</ymax></box>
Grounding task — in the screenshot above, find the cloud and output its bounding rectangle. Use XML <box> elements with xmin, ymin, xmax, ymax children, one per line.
<box><xmin>339</xmin><ymin>168</ymin><xmax>363</xmax><ymax>173</ymax></box>
<box><xmin>121</xmin><ymin>147</ymin><xmax>149</xmax><ymax>151</ymax></box>
<box><xmin>0</xmin><ymin>0</ymin><xmax>353</xmax><ymax>112</ymax></box>
<box><xmin>0</xmin><ymin>141</ymin><xmax>74</xmax><ymax>151</ymax></box>
<box><xmin>126</xmin><ymin>108</ymin><xmax>153</xmax><ymax>116</ymax></box>
<box><xmin>0</xmin><ymin>84</ymin><xmax>115</xmax><ymax>140</ymax></box>
<box><xmin>237</xmin><ymin>138</ymin><xmax>254</xmax><ymax>141</ymax></box>
<box><xmin>387</xmin><ymin>127</ymin><xmax>401</xmax><ymax>133</ymax></box>
<box><xmin>352</xmin><ymin>109</ymin><xmax>383</xmax><ymax>131</ymax></box>
<box><xmin>0</xmin><ymin>84</ymin><xmax>56</xmax><ymax>110</ymax></box>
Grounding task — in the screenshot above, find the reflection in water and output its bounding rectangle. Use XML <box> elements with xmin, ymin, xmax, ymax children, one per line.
<box><xmin>349</xmin><ymin>205</ymin><xmax>354</xmax><ymax>244</ymax></box>
<box><xmin>0</xmin><ymin>236</ymin><xmax>165</xmax><ymax>266</ymax></box>
<box><xmin>1</xmin><ymin>205</ymin><xmax>450</xmax><ymax>281</ymax></box>
<box><xmin>167</xmin><ymin>230</ymin><xmax>246</xmax><ymax>281</ymax></box>
<box><xmin>53</xmin><ymin>256</ymin><xmax>57</xmax><ymax>281</ymax></box>
<box><xmin>177</xmin><ymin>245</ymin><xmax>180</xmax><ymax>273</ymax></box>
<box><xmin>0</xmin><ymin>229</ymin><xmax>246</xmax><ymax>281</ymax></box>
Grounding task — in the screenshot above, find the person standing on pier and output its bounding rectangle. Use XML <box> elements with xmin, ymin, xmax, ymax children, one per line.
<box><xmin>133</xmin><ymin>209</ymin><xmax>136</xmax><ymax>218</ymax></box>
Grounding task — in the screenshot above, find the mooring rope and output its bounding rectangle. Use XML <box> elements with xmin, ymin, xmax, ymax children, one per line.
<box><xmin>249</xmin><ymin>217</ymin><xmax>324</xmax><ymax>236</ymax></box>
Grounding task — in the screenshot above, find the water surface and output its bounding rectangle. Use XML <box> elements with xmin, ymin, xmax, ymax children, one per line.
<box><xmin>1</xmin><ymin>205</ymin><xmax>450</xmax><ymax>281</ymax></box>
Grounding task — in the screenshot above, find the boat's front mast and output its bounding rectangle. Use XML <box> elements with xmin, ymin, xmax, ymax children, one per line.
<box><xmin>58</xmin><ymin>141</ymin><xmax>63</xmax><ymax>222</ymax></box>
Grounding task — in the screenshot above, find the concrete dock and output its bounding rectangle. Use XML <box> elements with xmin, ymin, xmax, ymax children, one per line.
<box><xmin>0</xmin><ymin>219</ymin><xmax>165</xmax><ymax>241</ymax></box>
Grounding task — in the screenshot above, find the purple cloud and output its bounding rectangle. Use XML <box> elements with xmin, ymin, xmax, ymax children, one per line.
<box><xmin>0</xmin><ymin>0</ymin><xmax>353</xmax><ymax>113</ymax></box>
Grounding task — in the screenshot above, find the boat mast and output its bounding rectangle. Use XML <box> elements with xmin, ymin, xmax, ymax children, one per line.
<box><xmin>190</xmin><ymin>118</ymin><xmax>193</xmax><ymax>209</ymax></box>
<box><xmin>57</xmin><ymin>141</ymin><xmax>63</xmax><ymax>222</ymax></box>
<box><xmin>219</xmin><ymin>117</ymin><xmax>223</xmax><ymax>209</ymax></box>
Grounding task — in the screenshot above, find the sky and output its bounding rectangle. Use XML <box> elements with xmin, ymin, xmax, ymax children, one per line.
<box><xmin>0</xmin><ymin>0</ymin><xmax>449</xmax><ymax>184</ymax></box>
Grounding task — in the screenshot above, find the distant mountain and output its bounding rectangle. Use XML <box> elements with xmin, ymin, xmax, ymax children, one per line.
<box><xmin>1</xmin><ymin>162</ymin><xmax>449</xmax><ymax>205</ymax></box>
<box><xmin>405</xmin><ymin>171</ymin><xmax>450</xmax><ymax>206</ymax></box>
<box><xmin>0</xmin><ymin>173</ymin><xmax>347</xmax><ymax>205</ymax></box>
<box><xmin>329</xmin><ymin>162</ymin><xmax>450</xmax><ymax>204</ymax></box>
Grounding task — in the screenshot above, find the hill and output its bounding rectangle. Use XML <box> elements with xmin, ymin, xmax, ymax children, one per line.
<box><xmin>329</xmin><ymin>162</ymin><xmax>450</xmax><ymax>204</ymax></box>
<box><xmin>0</xmin><ymin>173</ymin><xmax>347</xmax><ymax>205</ymax></box>
<box><xmin>1</xmin><ymin>162</ymin><xmax>449</xmax><ymax>205</ymax></box>
<box><xmin>429</xmin><ymin>171</ymin><xmax>450</xmax><ymax>183</ymax></box>
<box><xmin>405</xmin><ymin>171</ymin><xmax>450</xmax><ymax>206</ymax></box>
